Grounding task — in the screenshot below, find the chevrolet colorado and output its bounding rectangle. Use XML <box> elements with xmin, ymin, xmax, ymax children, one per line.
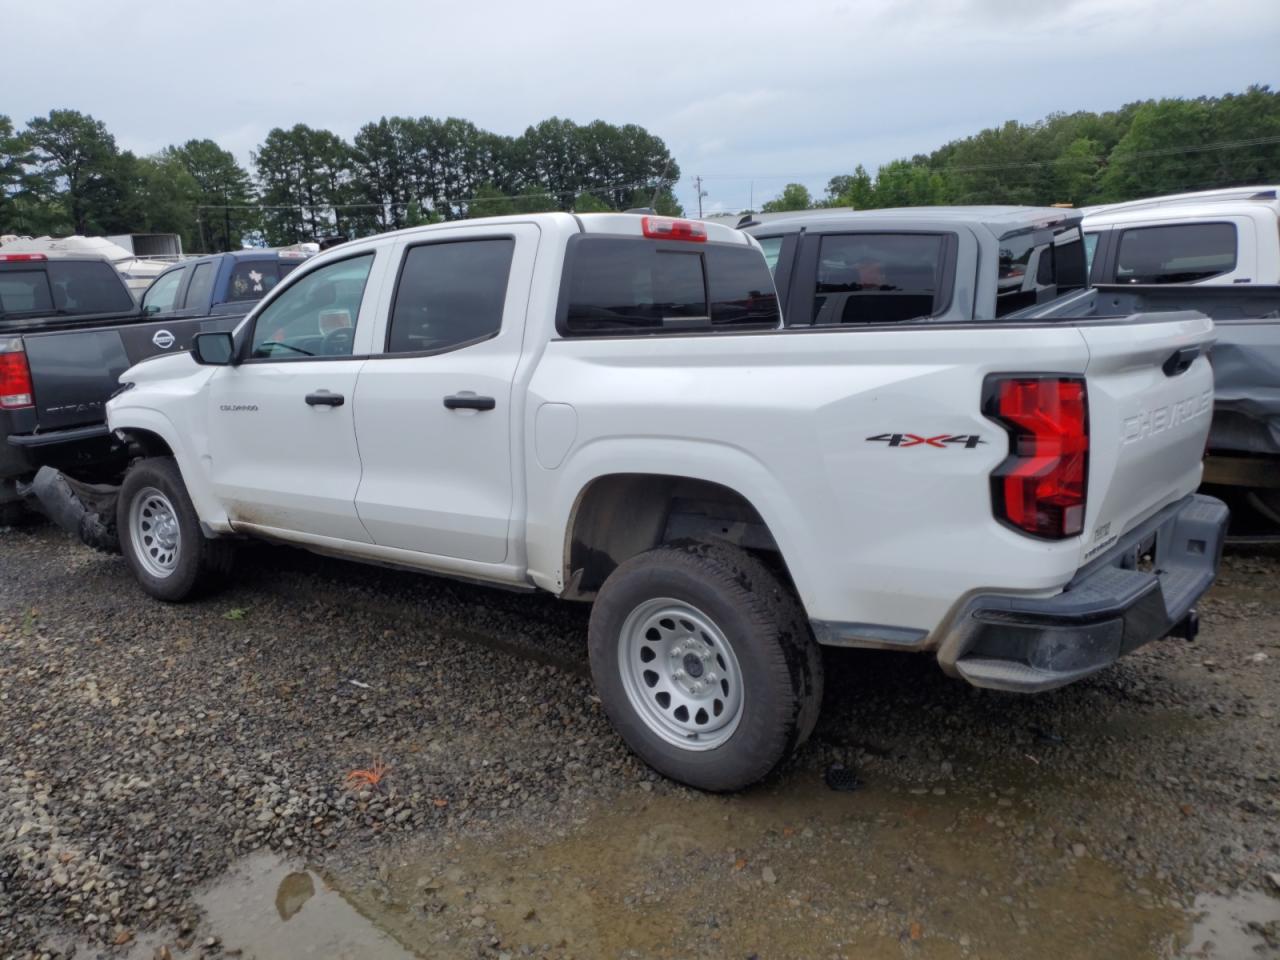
<box><xmin>98</xmin><ymin>210</ymin><xmax>1226</xmax><ymax>790</ymax></box>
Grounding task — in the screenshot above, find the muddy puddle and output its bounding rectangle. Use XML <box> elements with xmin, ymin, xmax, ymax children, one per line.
<box><xmin>186</xmin><ymin>773</ymin><xmax>1280</xmax><ymax>960</ymax></box>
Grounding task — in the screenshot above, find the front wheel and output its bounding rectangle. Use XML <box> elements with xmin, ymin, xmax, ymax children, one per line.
<box><xmin>588</xmin><ymin>541</ymin><xmax>823</xmax><ymax>792</ymax></box>
<box><xmin>118</xmin><ymin>457</ymin><xmax>233</xmax><ymax>601</ymax></box>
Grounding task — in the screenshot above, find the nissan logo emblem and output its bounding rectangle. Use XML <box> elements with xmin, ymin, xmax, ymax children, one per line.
<box><xmin>152</xmin><ymin>329</ymin><xmax>176</xmax><ymax>349</ymax></box>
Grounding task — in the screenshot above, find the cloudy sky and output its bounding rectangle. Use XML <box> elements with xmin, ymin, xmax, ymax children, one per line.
<box><xmin>7</xmin><ymin>0</ymin><xmax>1279</xmax><ymax>214</ymax></box>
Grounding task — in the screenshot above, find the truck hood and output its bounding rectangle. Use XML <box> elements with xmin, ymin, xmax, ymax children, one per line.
<box><xmin>120</xmin><ymin>351</ymin><xmax>202</xmax><ymax>386</ymax></box>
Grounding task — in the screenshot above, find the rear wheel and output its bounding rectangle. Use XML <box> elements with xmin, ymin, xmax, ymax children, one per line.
<box><xmin>118</xmin><ymin>457</ymin><xmax>232</xmax><ymax>601</ymax></box>
<box><xmin>589</xmin><ymin>541</ymin><xmax>823</xmax><ymax>792</ymax></box>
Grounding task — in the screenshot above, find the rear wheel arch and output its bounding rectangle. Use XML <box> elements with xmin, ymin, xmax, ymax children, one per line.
<box><xmin>560</xmin><ymin>472</ymin><xmax>799</xmax><ymax>602</ymax></box>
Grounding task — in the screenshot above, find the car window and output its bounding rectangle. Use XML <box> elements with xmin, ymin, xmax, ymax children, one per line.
<box><xmin>995</xmin><ymin>223</ymin><xmax>1087</xmax><ymax>316</ymax></box>
<box><xmin>45</xmin><ymin>261</ymin><xmax>137</xmax><ymax>315</ymax></box>
<box><xmin>183</xmin><ymin>262</ymin><xmax>215</xmax><ymax>310</ymax></box>
<box><xmin>756</xmin><ymin>236</ymin><xmax>783</xmax><ymax>274</ymax></box>
<box><xmin>386</xmin><ymin>239</ymin><xmax>515</xmax><ymax>354</ymax></box>
<box><xmin>142</xmin><ymin>270</ymin><xmax>184</xmax><ymax>316</ymax></box>
<box><xmin>560</xmin><ymin>238</ymin><xmax>779</xmax><ymax>335</ymax></box>
<box><xmin>250</xmin><ymin>254</ymin><xmax>374</xmax><ymax>359</ymax></box>
<box><xmin>810</xmin><ymin>233</ymin><xmax>944</xmax><ymax>325</ymax></box>
<box><xmin>1115</xmin><ymin>222</ymin><xmax>1237</xmax><ymax>284</ymax></box>
<box><xmin>227</xmin><ymin>261</ymin><xmax>282</xmax><ymax>302</ymax></box>
<box><xmin>1084</xmin><ymin>232</ymin><xmax>1100</xmax><ymax>274</ymax></box>
<box><xmin>0</xmin><ymin>270</ymin><xmax>54</xmax><ymax>317</ymax></box>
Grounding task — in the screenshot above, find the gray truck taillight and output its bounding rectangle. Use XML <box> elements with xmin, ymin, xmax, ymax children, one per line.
<box><xmin>0</xmin><ymin>337</ymin><xmax>34</xmax><ymax>409</ymax></box>
<box><xmin>983</xmin><ymin>374</ymin><xmax>1089</xmax><ymax>540</ymax></box>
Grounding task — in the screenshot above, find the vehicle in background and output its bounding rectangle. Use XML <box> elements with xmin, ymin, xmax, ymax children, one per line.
<box><xmin>53</xmin><ymin>210</ymin><xmax>1226</xmax><ymax>792</ymax></box>
<box><xmin>1082</xmin><ymin>187</ymin><xmax>1280</xmax><ymax>285</ymax></box>
<box><xmin>750</xmin><ymin>206</ymin><xmax>1280</xmax><ymax>529</ymax></box>
<box><xmin>139</xmin><ymin>249</ymin><xmax>313</xmax><ymax>322</ymax></box>
<box><xmin>0</xmin><ymin>250</ymin><xmax>293</xmax><ymax>524</ymax></box>
<box><xmin>1081</xmin><ymin>188</ymin><xmax>1280</xmax><ymax>526</ymax></box>
<box><xmin>0</xmin><ymin>234</ymin><xmax>179</xmax><ymax>295</ymax></box>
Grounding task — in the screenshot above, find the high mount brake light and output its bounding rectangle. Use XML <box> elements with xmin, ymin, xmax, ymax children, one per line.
<box><xmin>641</xmin><ymin>216</ymin><xmax>707</xmax><ymax>243</ymax></box>
<box><xmin>0</xmin><ymin>253</ymin><xmax>47</xmax><ymax>262</ymax></box>
<box><xmin>0</xmin><ymin>338</ymin><xmax>34</xmax><ymax>409</ymax></box>
<box><xmin>984</xmin><ymin>375</ymin><xmax>1089</xmax><ymax>540</ymax></box>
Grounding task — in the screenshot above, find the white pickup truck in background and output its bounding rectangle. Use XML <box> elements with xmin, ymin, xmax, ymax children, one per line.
<box><xmin>1083</xmin><ymin>187</ymin><xmax>1280</xmax><ymax>526</ymax></box>
<box><xmin>91</xmin><ymin>210</ymin><xmax>1227</xmax><ymax>791</ymax></box>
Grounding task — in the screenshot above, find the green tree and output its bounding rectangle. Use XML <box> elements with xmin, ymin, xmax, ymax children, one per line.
<box><xmin>761</xmin><ymin>182</ymin><xmax>812</xmax><ymax>213</ymax></box>
<box><xmin>825</xmin><ymin>164</ymin><xmax>875</xmax><ymax>208</ymax></box>
<box><xmin>22</xmin><ymin>109</ymin><xmax>125</xmax><ymax>233</ymax></box>
<box><xmin>164</xmin><ymin>139</ymin><xmax>255</xmax><ymax>251</ymax></box>
<box><xmin>573</xmin><ymin>192</ymin><xmax>611</xmax><ymax>213</ymax></box>
<box><xmin>253</xmin><ymin>124</ymin><xmax>355</xmax><ymax>244</ymax></box>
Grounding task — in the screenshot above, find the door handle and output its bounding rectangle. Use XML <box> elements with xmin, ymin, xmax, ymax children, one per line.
<box><xmin>305</xmin><ymin>390</ymin><xmax>345</xmax><ymax>407</ymax></box>
<box><xmin>1162</xmin><ymin>346</ymin><xmax>1199</xmax><ymax>377</ymax></box>
<box><xmin>443</xmin><ymin>393</ymin><xmax>496</xmax><ymax>411</ymax></box>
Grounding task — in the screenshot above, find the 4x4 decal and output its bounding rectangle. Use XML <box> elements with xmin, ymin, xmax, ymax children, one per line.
<box><xmin>866</xmin><ymin>433</ymin><xmax>986</xmax><ymax>449</ymax></box>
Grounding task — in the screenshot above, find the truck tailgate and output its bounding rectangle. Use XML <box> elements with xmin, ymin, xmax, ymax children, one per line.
<box><xmin>1077</xmin><ymin>313</ymin><xmax>1216</xmax><ymax>561</ymax></box>
<box><xmin>22</xmin><ymin>315</ymin><xmax>240</xmax><ymax>431</ymax></box>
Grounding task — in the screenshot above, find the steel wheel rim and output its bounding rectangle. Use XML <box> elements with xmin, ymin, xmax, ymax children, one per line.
<box><xmin>618</xmin><ymin>597</ymin><xmax>745</xmax><ymax>751</ymax></box>
<box><xmin>128</xmin><ymin>486</ymin><xmax>181</xmax><ymax>579</ymax></box>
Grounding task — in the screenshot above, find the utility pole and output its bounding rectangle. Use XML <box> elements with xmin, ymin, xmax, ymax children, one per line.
<box><xmin>694</xmin><ymin>175</ymin><xmax>706</xmax><ymax>219</ymax></box>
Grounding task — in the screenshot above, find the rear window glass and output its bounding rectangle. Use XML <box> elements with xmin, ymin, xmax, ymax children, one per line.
<box><xmin>1115</xmin><ymin>223</ymin><xmax>1237</xmax><ymax>284</ymax></box>
<box><xmin>227</xmin><ymin>261</ymin><xmax>282</xmax><ymax>302</ymax></box>
<box><xmin>0</xmin><ymin>270</ymin><xmax>55</xmax><ymax>317</ymax></box>
<box><xmin>808</xmin><ymin>233</ymin><xmax>944</xmax><ymax>325</ymax></box>
<box><xmin>995</xmin><ymin>223</ymin><xmax>1088</xmax><ymax>316</ymax></box>
<box><xmin>560</xmin><ymin>238</ymin><xmax>779</xmax><ymax>336</ymax></box>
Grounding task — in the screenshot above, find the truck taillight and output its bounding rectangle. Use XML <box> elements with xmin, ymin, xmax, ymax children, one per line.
<box><xmin>0</xmin><ymin>338</ymin><xmax>34</xmax><ymax>409</ymax></box>
<box><xmin>641</xmin><ymin>216</ymin><xmax>707</xmax><ymax>242</ymax></box>
<box><xmin>0</xmin><ymin>253</ymin><xmax>47</xmax><ymax>262</ymax></box>
<box><xmin>984</xmin><ymin>375</ymin><xmax>1088</xmax><ymax>540</ymax></box>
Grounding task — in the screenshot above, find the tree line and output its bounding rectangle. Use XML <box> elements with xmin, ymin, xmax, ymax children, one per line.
<box><xmin>759</xmin><ymin>86</ymin><xmax>1280</xmax><ymax>213</ymax></box>
<box><xmin>3</xmin><ymin>87</ymin><xmax>1277</xmax><ymax>252</ymax></box>
<box><xmin>0</xmin><ymin>112</ymin><xmax>681</xmax><ymax>250</ymax></box>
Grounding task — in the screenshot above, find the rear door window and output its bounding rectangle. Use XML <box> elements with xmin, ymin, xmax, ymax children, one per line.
<box><xmin>809</xmin><ymin>233</ymin><xmax>945</xmax><ymax>325</ymax></box>
<box><xmin>386</xmin><ymin>239</ymin><xmax>515</xmax><ymax>354</ymax></box>
<box><xmin>1114</xmin><ymin>222</ymin><xmax>1237</xmax><ymax>284</ymax></box>
<box><xmin>560</xmin><ymin>238</ymin><xmax>779</xmax><ymax>335</ymax></box>
<box><xmin>0</xmin><ymin>270</ymin><xmax>54</xmax><ymax>317</ymax></box>
<box><xmin>227</xmin><ymin>261</ymin><xmax>282</xmax><ymax>302</ymax></box>
<box><xmin>183</xmin><ymin>262</ymin><xmax>215</xmax><ymax>310</ymax></box>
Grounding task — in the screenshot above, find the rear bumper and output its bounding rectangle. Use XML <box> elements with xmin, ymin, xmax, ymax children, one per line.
<box><xmin>940</xmin><ymin>494</ymin><xmax>1228</xmax><ymax>693</ymax></box>
<box><xmin>3</xmin><ymin>422</ymin><xmax>124</xmax><ymax>491</ymax></box>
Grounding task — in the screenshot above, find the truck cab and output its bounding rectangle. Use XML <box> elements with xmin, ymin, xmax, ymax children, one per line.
<box><xmin>139</xmin><ymin>249</ymin><xmax>314</xmax><ymax>321</ymax></box>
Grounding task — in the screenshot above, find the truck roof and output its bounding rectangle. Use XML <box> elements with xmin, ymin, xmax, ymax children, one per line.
<box><xmin>1082</xmin><ymin>185</ymin><xmax>1280</xmax><ymax>218</ymax></box>
<box><xmin>326</xmin><ymin>212</ymin><xmax>754</xmax><ymax>252</ymax></box>
<box><xmin>746</xmin><ymin>205</ymin><xmax>1083</xmax><ymax>239</ymax></box>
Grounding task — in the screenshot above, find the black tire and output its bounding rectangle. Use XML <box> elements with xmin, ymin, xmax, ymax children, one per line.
<box><xmin>117</xmin><ymin>457</ymin><xmax>233</xmax><ymax>601</ymax></box>
<box><xmin>588</xmin><ymin>540</ymin><xmax>824</xmax><ymax>792</ymax></box>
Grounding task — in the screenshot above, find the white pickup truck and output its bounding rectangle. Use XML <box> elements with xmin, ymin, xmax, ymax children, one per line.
<box><xmin>98</xmin><ymin>210</ymin><xmax>1228</xmax><ymax>791</ymax></box>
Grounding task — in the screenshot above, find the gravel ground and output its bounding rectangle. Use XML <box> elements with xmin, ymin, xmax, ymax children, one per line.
<box><xmin>0</xmin><ymin>523</ymin><xmax>1277</xmax><ymax>958</ymax></box>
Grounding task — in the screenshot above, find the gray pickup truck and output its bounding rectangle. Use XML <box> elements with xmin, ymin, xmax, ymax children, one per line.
<box><xmin>0</xmin><ymin>253</ymin><xmax>243</xmax><ymax>522</ymax></box>
<box><xmin>747</xmin><ymin>207</ymin><xmax>1280</xmax><ymax>523</ymax></box>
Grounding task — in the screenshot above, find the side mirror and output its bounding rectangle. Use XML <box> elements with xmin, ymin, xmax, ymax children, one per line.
<box><xmin>192</xmin><ymin>331</ymin><xmax>236</xmax><ymax>366</ymax></box>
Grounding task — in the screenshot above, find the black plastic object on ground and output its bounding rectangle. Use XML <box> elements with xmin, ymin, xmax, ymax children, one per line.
<box><xmin>824</xmin><ymin>764</ymin><xmax>863</xmax><ymax>792</ymax></box>
<box><xmin>28</xmin><ymin>466</ymin><xmax>120</xmax><ymax>553</ymax></box>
